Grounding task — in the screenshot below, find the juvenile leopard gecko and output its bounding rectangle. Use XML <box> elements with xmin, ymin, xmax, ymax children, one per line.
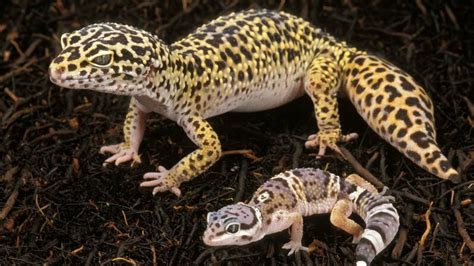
<box><xmin>203</xmin><ymin>168</ymin><xmax>400</xmax><ymax>265</ymax></box>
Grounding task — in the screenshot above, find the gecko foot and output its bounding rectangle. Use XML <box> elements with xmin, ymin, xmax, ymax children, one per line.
<box><xmin>352</xmin><ymin>232</ymin><xmax>363</xmax><ymax>244</ymax></box>
<box><xmin>282</xmin><ymin>241</ymin><xmax>308</xmax><ymax>255</ymax></box>
<box><xmin>100</xmin><ymin>143</ymin><xmax>141</xmax><ymax>166</ymax></box>
<box><xmin>140</xmin><ymin>166</ymin><xmax>182</xmax><ymax>197</ymax></box>
<box><xmin>305</xmin><ymin>130</ymin><xmax>358</xmax><ymax>158</ymax></box>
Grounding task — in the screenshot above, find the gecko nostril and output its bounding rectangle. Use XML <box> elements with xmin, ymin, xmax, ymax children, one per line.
<box><xmin>49</xmin><ymin>66</ymin><xmax>65</xmax><ymax>80</ymax></box>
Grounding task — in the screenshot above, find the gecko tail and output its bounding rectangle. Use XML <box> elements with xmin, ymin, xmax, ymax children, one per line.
<box><xmin>343</xmin><ymin>54</ymin><xmax>459</xmax><ymax>182</ymax></box>
<box><xmin>355</xmin><ymin>194</ymin><xmax>400</xmax><ymax>265</ymax></box>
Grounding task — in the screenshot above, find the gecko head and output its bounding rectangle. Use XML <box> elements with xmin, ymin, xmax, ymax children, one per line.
<box><xmin>49</xmin><ymin>23</ymin><xmax>169</xmax><ymax>96</ymax></box>
<box><xmin>203</xmin><ymin>203</ymin><xmax>264</xmax><ymax>247</ymax></box>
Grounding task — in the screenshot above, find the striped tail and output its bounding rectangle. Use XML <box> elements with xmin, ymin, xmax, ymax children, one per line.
<box><xmin>353</xmin><ymin>192</ymin><xmax>400</xmax><ymax>265</ymax></box>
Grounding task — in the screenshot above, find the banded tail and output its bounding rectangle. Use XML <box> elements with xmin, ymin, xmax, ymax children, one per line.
<box><xmin>343</xmin><ymin>54</ymin><xmax>459</xmax><ymax>182</ymax></box>
<box><xmin>351</xmin><ymin>187</ymin><xmax>400</xmax><ymax>265</ymax></box>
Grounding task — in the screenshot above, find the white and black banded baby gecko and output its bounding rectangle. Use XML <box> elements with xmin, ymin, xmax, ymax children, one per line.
<box><xmin>203</xmin><ymin>168</ymin><xmax>400</xmax><ymax>265</ymax></box>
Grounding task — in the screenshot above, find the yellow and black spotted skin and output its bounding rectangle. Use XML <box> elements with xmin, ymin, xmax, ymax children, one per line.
<box><xmin>49</xmin><ymin>9</ymin><xmax>459</xmax><ymax>196</ymax></box>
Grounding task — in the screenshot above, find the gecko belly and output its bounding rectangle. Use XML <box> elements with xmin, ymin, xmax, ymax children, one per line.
<box><xmin>232</xmin><ymin>78</ymin><xmax>305</xmax><ymax>112</ymax></box>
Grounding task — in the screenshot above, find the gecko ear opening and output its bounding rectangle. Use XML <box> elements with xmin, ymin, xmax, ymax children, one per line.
<box><xmin>248</xmin><ymin>205</ymin><xmax>263</xmax><ymax>228</ymax></box>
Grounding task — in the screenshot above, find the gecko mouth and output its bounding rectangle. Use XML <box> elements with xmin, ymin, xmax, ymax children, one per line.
<box><xmin>50</xmin><ymin>76</ymin><xmax>110</xmax><ymax>84</ymax></box>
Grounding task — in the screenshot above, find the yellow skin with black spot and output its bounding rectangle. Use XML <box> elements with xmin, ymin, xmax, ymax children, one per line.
<box><xmin>48</xmin><ymin>10</ymin><xmax>459</xmax><ymax>196</ymax></box>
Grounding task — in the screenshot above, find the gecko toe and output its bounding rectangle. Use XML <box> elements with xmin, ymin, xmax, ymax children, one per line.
<box><xmin>104</xmin><ymin>153</ymin><xmax>123</xmax><ymax>165</ymax></box>
<box><xmin>317</xmin><ymin>145</ymin><xmax>327</xmax><ymax>157</ymax></box>
<box><xmin>141</xmin><ymin>166</ymin><xmax>176</xmax><ymax>196</ymax></box>
<box><xmin>170</xmin><ymin>187</ymin><xmax>182</xmax><ymax>197</ymax></box>
<box><xmin>99</xmin><ymin>144</ymin><xmax>121</xmax><ymax>154</ymax></box>
<box><xmin>282</xmin><ymin>241</ymin><xmax>307</xmax><ymax>255</ymax></box>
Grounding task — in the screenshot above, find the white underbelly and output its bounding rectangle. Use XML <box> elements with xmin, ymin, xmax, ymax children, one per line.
<box><xmin>233</xmin><ymin>79</ymin><xmax>305</xmax><ymax>112</ymax></box>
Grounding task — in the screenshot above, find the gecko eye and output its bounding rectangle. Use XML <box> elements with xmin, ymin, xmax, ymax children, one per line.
<box><xmin>225</xmin><ymin>223</ymin><xmax>240</xmax><ymax>234</ymax></box>
<box><xmin>89</xmin><ymin>53</ymin><xmax>113</xmax><ymax>67</ymax></box>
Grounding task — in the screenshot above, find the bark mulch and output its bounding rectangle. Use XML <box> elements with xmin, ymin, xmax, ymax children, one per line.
<box><xmin>0</xmin><ymin>0</ymin><xmax>473</xmax><ymax>265</ymax></box>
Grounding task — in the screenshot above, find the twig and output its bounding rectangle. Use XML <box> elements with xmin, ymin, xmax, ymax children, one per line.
<box><xmin>454</xmin><ymin>193</ymin><xmax>474</xmax><ymax>252</ymax></box>
<box><xmin>405</xmin><ymin>242</ymin><xmax>418</xmax><ymax>262</ymax></box>
<box><xmin>364</xmin><ymin>151</ymin><xmax>379</xmax><ymax>170</ymax></box>
<box><xmin>429</xmin><ymin>222</ymin><xmax>440</xmax><ymax>251</ymax></box>
<box><xmin>29</xmin><ymin>129</ymin><xmax>76</xmax><ymax>144</ymax></box>
<box><xmin>185</xmin><ymin>220</ymin><xmax>199</xmax><ymax>246</ymax></box>
<box><xmin>292</xmin><ymin>139</ymin><xmax>303</xmax><ymax>168</ymax></box>
<box><xmin>85</xmin><ymin>231</ymin><xmax>108</xmax><ymax>266</ymax></box>
<box><xmin>416</xmin><ymin>202</ymin><xmax>433</xmax><ymax>264</ymax></box>
<box><xmin>0</xmin><ymin>57</ymin><xmax>37</xmax><ymax>83</ymax></box>
<box><xmin>156</xmin><ymin>0</ymin><xmax>200</xmax><ymax>35</ymax></box>
<box><xmin>234</xmin><ymin>158</ymin><xmax>248</xmax><ymax>203</ymax></box>
<box><xmin>194</xmin><ymin>248</ymin><xmax>215</xmax><ymax>265</ymax></box>
<box><xmin>2</xmin><ymin>105</ymin><xmax>45</xmax><ymax>128</ymax></box>
<box><xmin>339</xmin><ymin>147</ymin><xmax>385</xmax><ymax>189</ymax></box>
<box><xmin>415</xmin><ymin>0</ymin><xmax>427</xmax><ymax>16</ymax></box>
<box><xmin>10</xmin><ymin>38</ymin><xmax>42</xmax><ymax>68</ymax></box>
<box><xmin>222</xmin><ymin>149</ymin><xmax>261</xmax><ymax>162</ymax></box>
<box><xmin>444</xmin><ymin>4</ymin><xmax>460</xmax><ymax>31</ymax></box>
<box><xmin>462</xmin><ymin>96</ymin><xmax>474</xmax><ymax>117</ymax></box>
<box><xmin>363</xmin><ymin>27</ymin><xmax>414</xmax><ymax>40</ymax></box>
<box><xmin>35</xmin><ymin>193</ymin><xmax>54</xmax><ymax>228</ymax></box>
<box><xmin>4</xmin><ymin>87</ymin><xmax>20</xmax><ymax>102</ymax></box>
<box><xmin>111</xmin><ymin>257</ymin><xmax>137</xmax><ymax>265</ymax></box>
<box><xmin>0</xmin><ymin>167</ymin><xmax>21</xmax><ymax>221</ymax></box>
<box><xmin>150</xmin><ymin>242</ymin><xmax>157</xmax><ymax>266</ymax></box>
<box><xmin>391</xmin><ymin>227</ymin><xmax>408</xmax><ymax>259</ymax></box>
<box><xmin>392</xmin><ymin>203</ymin><xmax>413</xmax><ymax>260</ymax></box>
<box><xmin>169</xmin><ymin>215</ymin><xmax>186</xmax><ymax>265</ymax></box>
<box><xmin>379</xmin><ymin>146</ymin><xmax>388</xmax><ymax>183</ymax></box>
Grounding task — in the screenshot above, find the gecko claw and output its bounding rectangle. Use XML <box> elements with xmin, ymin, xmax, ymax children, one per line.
<box><xmin>305</xmin><ymin>130</ymin><xmax>358</xmax><ymax>157</ymax></box>
<box><xmin>100</xmin><ymin>143</ymin><xmax>141</xmax><ymax>166</ymax></box>
<box><xmin>352</xmin><ymin>232</ymin><xmax>363</xmax><ymax>244</ymax></box>
<box><xmin>282</xmin><ymin>241</ymin><xmax>308</xmax><ymax>255</ymax></box>
<box><xmin>141</xmin><ymin>166</ymin><xmax>181</xmax><ymax>197</ymax></box>
<box><xmin>99</xmin><ymin>144</ymin><xmax>121</xmax><ymax>154</ymax></box>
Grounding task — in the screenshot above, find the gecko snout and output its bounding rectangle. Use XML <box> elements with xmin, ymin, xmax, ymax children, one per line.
<box><xmin>49</xmin><ymin>66</ymin><xmax>65</xmax><ymax>82</ymax></box>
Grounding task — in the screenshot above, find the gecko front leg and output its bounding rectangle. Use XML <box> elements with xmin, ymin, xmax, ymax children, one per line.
<box><xmin>140</xmin><ymin>114</ymin><xmax>221</xmax><ymax>197</ymax></box>
<box><xmin>282</xmin><ymin>215</ymin><xmax>309</xmax><ymax>255</ymax></box>
<box><xmin>304</xmin><ymin>56</ymin><xmax>358</xmax><ymax>157</ymax></box>
<box><xmin>100</xmin><ymin>98</ymin><xmax>146</xmax><ymax>166</ymax></box>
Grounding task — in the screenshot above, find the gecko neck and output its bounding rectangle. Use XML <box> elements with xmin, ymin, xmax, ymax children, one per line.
<box><xmin>141</xmin><ymin>43</ymin><xmax>184</xmax><ymax>110</ymax></box>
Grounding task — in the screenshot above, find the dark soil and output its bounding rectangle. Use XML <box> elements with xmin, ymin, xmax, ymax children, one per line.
<box><xmin>1</xmin><ymin>0</ymin><xmax>473</xmax><ymax>265</ymax></box>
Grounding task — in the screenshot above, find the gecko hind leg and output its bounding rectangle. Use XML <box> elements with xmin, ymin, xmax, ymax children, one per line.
<box><xmin>345</xmin><ymin>174</ymin><xmax>378</xmax><ymax>194</ymax></box>
<box><xmin>304</xmin><ymin>56</ymin><xmax>359</xmax><ymax>157</ymax></box>
<box><xmin>330</xmin><ymin>199</ymin><xmax>363</xmax><ymax>243</ymax></box>
<box><xmin>305</xmin><ymin>131</ymin><xmax>359</xmax><ymax>157</ymax></box>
